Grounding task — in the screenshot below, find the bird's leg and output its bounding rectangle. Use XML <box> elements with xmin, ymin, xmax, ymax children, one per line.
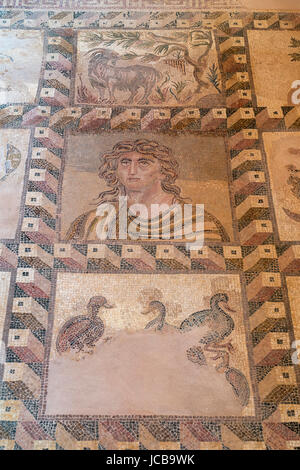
<box><xmin>74</xmin><ymin>350</ymin><xmax>87</xmax><ymax>361</ymax></box>
<box><xmin>215</xmin><ymin>351</ymin><xmax>230</xmax><ymax>372</ymax></box>
<box><xmin>208</xmin><ymin>341</ymin><xmax>234</xmax><ymax>353</ymax></box>
<box><xmin>212</xmin><ymin>352</ymin><xmax>224</xmax><ymax>361</ymax></box>
<box><xmin>75</xmin><ymin>341</ymin><xmax>85</xmax><ymax>353</ymax></box>
<box><xmin>203</xmin><ymin>343</ymin><xmax>230</xmax><ymax>372</ymax></box>
<box><xmin>222</xmin><ymin>341</ymin><xmax>234</xmax><ymax>353</ymax></box>
<box><xmin>203</xmin><ymin>344</ymin><xmax>223</xmax><ymax>360</ymax></box>
<box><xmin>102</xmin><ymin>336</ymin><xmax>113</xmax><ymax>343</ymax></box>
<box><xmin>73</xmin><ymin>341</ymin><xmax>90</xmax><ymax>360</ymax></box>
<box><xmin>85</xmin><ymin>347</ymin><xmax>95</xmax><ymax>355</ymax></box>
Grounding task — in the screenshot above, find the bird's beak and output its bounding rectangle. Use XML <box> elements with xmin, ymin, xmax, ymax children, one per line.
<box><xmin>223</xmin><ymin>301</ymin><xmax>236</xmax><ymax>313</ymax></box>
<box><xmin>104</xmin><ymin>303</ymin><xmax>114</xmax><ymax>309</ymax></box>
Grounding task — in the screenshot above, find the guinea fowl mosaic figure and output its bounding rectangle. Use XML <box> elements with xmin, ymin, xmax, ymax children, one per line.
<box><xmin>56</xmin><ymin>296</ymin><xmax>113</xmax><ymax>355</ymax></box>
<box><xmin>180</xmin><ymin>293</ymin><xmax>250</xmax><ymax>407</ymax></box>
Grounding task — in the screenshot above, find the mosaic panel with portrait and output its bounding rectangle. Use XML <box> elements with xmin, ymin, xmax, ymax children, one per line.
<box><xmin>59</xmin><ymin>133</ymin><xmax>234</xmax><ymax>243</ymax></box>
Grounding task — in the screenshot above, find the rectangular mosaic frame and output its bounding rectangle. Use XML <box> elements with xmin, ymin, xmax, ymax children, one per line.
<box><xmin>38</xmin><ymin>270</ymin><xmax>259</xmax><ymax>421</ymax></box>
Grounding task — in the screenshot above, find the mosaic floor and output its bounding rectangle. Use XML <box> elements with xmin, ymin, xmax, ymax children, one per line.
<box><xmin>0</xmin><ymin>0</ymin><xmax>300</xmax><ymax>451</ymax></box>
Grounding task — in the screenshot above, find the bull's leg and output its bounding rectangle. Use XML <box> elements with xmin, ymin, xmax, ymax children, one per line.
<box><xmin>95</xmin><ymin>86</ymin><xmax>106</xmax><ymax>104</ymax></box>
<box><xmin>126</xmin><ymin>87</ymin><xmax>139</xmax><ymax>104</ymax></box>
<box><xmin>138</xmin><ymin>86</ymin><xmax>149</xmax><ymax>105</ymax></box>
<box><xmin>139</xmin><ymin>81</ymin><xmax>155</xmax><ymax>105</ymax></box>
<box><xmin>107</xmin><ymin>82</ymin><xmax>116</xmax><ymax>104</ymax></box>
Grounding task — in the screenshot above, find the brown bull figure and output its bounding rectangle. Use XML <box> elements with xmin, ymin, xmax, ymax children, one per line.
<box><xmin>87</xmin><ymin>48</ymin><xmax>161</xmax><ymax>104</ymax></box>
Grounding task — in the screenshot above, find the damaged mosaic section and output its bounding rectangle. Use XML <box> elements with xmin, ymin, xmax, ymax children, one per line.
<box><xmin>44</xmin><ymin>273</ymin><xmax>254</xmax><ymax>417</ymax></box>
